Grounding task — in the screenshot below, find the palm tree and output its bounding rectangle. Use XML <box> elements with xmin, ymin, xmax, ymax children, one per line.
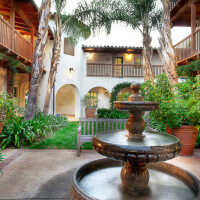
<box><xmin>157</xmin><ymin>0</ymin><xmax>178</xmax><ymax>85</ymax></box>
<box><xmin>24</xmin><ymin>0</ymin><xmax>51</xmax><ymax>121</ymax></box>
<box><xmin>74</xmin><ymin>0</ymin><xmax>161</xmax><ymax>82</ymax></box>
<box><xmin>43</xmin><ymin>0</ymin><xmax>91</xmax><ymax>115</ymax></box>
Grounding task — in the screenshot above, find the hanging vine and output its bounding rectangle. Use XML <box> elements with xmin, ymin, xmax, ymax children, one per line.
<box><xmin>0</xmin><ymin>53</ymin><xmax>32</xmax><ymax>91</ymax></box>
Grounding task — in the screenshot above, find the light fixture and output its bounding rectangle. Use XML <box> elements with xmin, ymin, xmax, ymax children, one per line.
<box><xmin>126</xmin><ymin>53</ymin><xmax>132</xmax><ymax>60</ymax></box>
<box><xmin>87</xmin><ymin>52</ymin><xmax>93</xmax><ymax>59</ymax></box>
<box><xmin>69</xmin><ymin>67</ymin><xmax>75</xmax><ymax>74</ymax></box>
<box><xmin>105</xmin><ymin>89</ymin><xmax>108</xmax><ymax>93</ymax></box>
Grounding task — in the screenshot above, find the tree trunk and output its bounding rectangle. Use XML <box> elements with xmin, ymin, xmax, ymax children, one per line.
<box><xmin>24</xmin><ymin>0</ymin><xmax>51</xmax><ymax>121</ymax></box>
<box><xmin>43</xmin><ymin>16</ymin><xmax>61</xmax><ymax>115</ymax></box>
<box><xmin>142</xmin><ymin>20</ymin><xmax>154</xmax><ymax>82</ymax></box>
<box><xmin>158</xmin><ymin>0</ymin><xmax>178</xmax><ymax>85</ymax></box>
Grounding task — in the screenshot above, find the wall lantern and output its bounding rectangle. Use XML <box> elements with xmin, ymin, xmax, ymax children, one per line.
<box><xmin>87</xmin><ymin>53</ymin><xmax>93</xmax><ymax>59</ymax></box>
<box><xmin>126</xmin><ymin>53</ymin><xmax>132</xmax><ymax>60</ymax></box>
<box><xmin>69</xmin><ymin>67</ymin><xmax>75</xmax><ymax>74</ymax></box>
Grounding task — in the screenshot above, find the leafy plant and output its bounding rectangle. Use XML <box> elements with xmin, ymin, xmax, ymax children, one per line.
<box><xmin>110</xmin><ymin>82</ymin><xmax>132</xmax><ymax>108</ymax></box>
<box><xmin>0</xmin><ymin>93</ymin><xmax>24</xmax><ymax>124</ymax></box>
<box><xmin>0</xmin><ymin>150</ymin><xmax>5</xmax><ymax>175</ymax></box>
<box><xmin>0</xmin><ymin>113</ymin><xmax>68</xmax><ymax>149</ymax></box>
<box><xmin>117</xmin><ymin>91</ymin><xmax>131</xmax><ymax>101</ymax></box>
<box><xmin>177</xmin><ymin>59</ymin><xmax>200</xmax><ymax>79</ymax></box>
<box><xmin>97</xmin><ymin>108</ymin><xmax>129</xmax><ymax>119</ymax></box>
<box><xmin>82</xmin><ymin>95</ymin><xmax>97</xmax><ymax>108</ymax></box>
<box><xmin>140</xmin><ymin>73</ymin><xmax>200</xmax><ymax>131</ymax></box>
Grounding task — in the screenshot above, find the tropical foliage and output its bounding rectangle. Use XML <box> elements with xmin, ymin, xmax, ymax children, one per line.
<box><xmin>1</xmin><ymin>113</ymin><xmax>68</xmax><ymax>149</ymax></box>
<box><xmin>140</xmin><ymin>74</ymin><xmax>200</xmax><ymax>132</ymax></box>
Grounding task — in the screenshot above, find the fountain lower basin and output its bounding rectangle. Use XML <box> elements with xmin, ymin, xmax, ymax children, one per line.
<box><xmin>71</xmin><ymin>158</ymin><xmax>200</xmax><ymax>200</ymax></box>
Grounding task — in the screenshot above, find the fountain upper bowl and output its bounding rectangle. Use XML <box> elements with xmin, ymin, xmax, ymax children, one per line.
<box><xmin>114</xmin><ymin>101</ymin><xmax>159</xmax><ymax>112</ymax></box>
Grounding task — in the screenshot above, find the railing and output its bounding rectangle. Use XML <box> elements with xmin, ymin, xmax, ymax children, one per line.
<box><xmin>170</xmin><ymin>0</ymin><xmax>179</xmax><ymax>10</ymax></box>
<box><xmin>87</xmin><ymin>63</ymin><xmax>163</xmax><ymax>77</ymax></box>
<box><xmin>14</xmin><ymin>31</ymin><xmax>33</xmax><ymax>62</ymax></box>
<box><xmin>174</xmin><ymin>29</ymin><xmax>200</xmax><ymax>62</ymax></box>
<box><xmin>0</xmin><ymin>16</ymin><xmax>33</xmax><ymax>62</ymax></box>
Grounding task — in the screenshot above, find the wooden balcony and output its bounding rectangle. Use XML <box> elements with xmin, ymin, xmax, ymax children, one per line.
<box><xmin>170</xmin><ymin>0</ymin><xmax>179</xmax><ymax>10</ymax></box>
<box><xmin>87</xmin><ymin>63</ymin><xmax>163</xmax><ymax>77</ymax></box>
<box><xmin>174</xmin><ymin>29</ymin><xmax>200</xmax><ymax>64</ymax></box>
<box><xmin>0</xmin><ymin>14</ymin><xmax>33</xmax><ymax>63</ymax></box>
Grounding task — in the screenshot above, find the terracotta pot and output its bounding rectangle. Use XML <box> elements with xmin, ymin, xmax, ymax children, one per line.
<box><xmin>85</xmin><ymin>108</ymin><xmax>96</xmax><ymax>118</ymax></box>
<box><xmin>166</xmin><ymin>125</ymin><xmax>198</xmax><ymax>156</ymax></box>
<box><xmin>0</xmin><ymin>122</ymin><xmax>3</xmax><ymax>134</ymax></box>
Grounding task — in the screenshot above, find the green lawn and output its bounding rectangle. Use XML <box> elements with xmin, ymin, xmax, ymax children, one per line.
<box><xmin>29</xmin><ymin>121</ymin><xmax>93</xmax><ymax>150</ymax></box>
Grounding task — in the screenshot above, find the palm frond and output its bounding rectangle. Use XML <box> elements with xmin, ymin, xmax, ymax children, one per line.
<box><xmin>61</xmin><ymin>14</ymin><xmax>91</xmax><ymax>44</ymax></box>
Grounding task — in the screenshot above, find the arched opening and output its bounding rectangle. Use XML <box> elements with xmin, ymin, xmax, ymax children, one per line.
<box><xmin>87</xmin><ymin>87</ymin><xmax>110</xmax><ymax>109</ymax></box>
<box><xmin>56</xmin><ymin>84</ymin><xmax>80</xmax><ymax>120</ymax></box>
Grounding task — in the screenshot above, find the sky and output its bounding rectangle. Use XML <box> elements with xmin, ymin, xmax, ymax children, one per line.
<box><xmin>35</xmin><ymin>0</ymin><xmax>190</xmax><ymax>47</ymax></box>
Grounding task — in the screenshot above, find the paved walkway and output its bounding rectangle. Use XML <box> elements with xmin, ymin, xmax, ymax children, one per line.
<box><xmin>0</xmin><ymin>149</ymin><xmax>200</xmax><ymax>200</ymax></box>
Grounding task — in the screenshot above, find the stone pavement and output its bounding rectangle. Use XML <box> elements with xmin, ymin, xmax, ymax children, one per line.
<box><xmin>0</xmin><ymin>149</ymin><xmax>200</xmax><ymax>200</ymax></box>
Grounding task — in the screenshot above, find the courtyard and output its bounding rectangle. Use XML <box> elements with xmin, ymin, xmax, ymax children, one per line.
<box><xmin>0</xmin><ymin>149</ymin><xmax>200</xmax><ymax>199</ymax></box>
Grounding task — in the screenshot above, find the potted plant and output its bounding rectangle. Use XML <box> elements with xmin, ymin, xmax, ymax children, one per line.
<box><xmin>140</xmin><ymin>74</ymin><xmax>200</xmax><ymax>156</ymax></box>
<box><xmin>82</xmin><ymin>95</ymin><xmax>97</xmax><ymax>118</ymax></box>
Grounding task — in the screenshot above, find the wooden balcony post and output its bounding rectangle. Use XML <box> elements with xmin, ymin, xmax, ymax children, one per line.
<box><xmin>31</xmin><ymin>29</ymin><xmax>35</xmax><ymax>54</ymax></box>
<box><xmin>9</xmin><ymin>0</ymin><xmax>15</xmax><ymax>50</ymax></box>
<box><xmin>191</xmin><ymin>3</ymin><xmax>196</xmax><ymax>54</ymax></box>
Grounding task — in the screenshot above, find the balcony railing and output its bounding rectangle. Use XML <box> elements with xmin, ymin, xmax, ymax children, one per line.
<box><xmin>174</xmin><ymin>29</ymin><xmax>200</xmax><ymax>62</ymax></box>
<box><xmin>0</xmin><ymin>16</ymin><xmax>33</xmax><ymax>62</ymax></box>
<box><xmin>170</xmin><ymin>0</ymin><xmax>179</xmax><ymax>10</ymax></box>
<box><xmin>87</xmin><ymin>63</ymin><xmax>163</xmax><ymax>77</ymax></box>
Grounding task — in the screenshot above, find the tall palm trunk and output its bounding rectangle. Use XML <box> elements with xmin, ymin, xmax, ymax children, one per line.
<box><xmin>43</xmin><ymin>16</ymin><xmax>61</xmax><ymax>115</ymax></box>
<box><xmin>158</xmin><ymin>0</ymin><xmax>178</xmax><ymax>85</ymax></box>
<box><xmin>24</xmin><ymin>0</ymin><xmax>51</xmax><ymax>121</ymax></box>
<box><xmin>142</xmin><ymin>19</ymin><xmax>154</xmax><ymax>82</ymax></box>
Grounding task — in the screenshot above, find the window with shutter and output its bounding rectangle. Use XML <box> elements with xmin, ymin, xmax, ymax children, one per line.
<box><xmin>64</xmin><ymin>38</ymin><xmax>74</xmax><ymax>56</ymax></box>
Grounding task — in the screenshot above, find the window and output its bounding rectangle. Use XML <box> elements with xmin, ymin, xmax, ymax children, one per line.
<box><xmin>86</xmin><ymin>92</ymin><xmax>98</xmax><ymax>108</ymax></box>
<box><xmin>64</xmin><ymin>38</ymin><xmax>74</xmax><ymax>56</ymax></box>
<box><xmin>134</xmin><ymin>57</ymin><xmax>141</xmax><ymax>65</ymax></box>
<box><xmin>13</xmin><ymin>87</ymin><xmax>17</xmax><ymax>97</ymax></box>
<box><xmin>113</xmin><ymin>57</ymin><xmax>123</xmax><ymax>77</ymax></box>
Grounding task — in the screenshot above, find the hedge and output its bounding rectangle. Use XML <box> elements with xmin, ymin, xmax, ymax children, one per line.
<box><xmin>97</xmin><ymin>108</ymin><xmax>129</xmax><ymax>119</ymax></box>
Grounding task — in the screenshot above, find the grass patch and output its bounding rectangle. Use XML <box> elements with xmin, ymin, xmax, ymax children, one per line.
<box><xmin>29</xmin><ymin>122</ymin><xmax>93</xmax><ymax>150</ymax></box>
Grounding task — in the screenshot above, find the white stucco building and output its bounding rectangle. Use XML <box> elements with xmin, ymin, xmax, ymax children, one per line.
<box><xmin>37</xmin><ymin>33</ymin><xmax>163</xmax><ymax>120</ymax></box>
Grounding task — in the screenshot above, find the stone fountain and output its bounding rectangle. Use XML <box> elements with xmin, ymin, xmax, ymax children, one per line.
<box><xmin>71</xmin><ymin>83</ymin><xmax>200</xmax><ymax>200</ymax></box>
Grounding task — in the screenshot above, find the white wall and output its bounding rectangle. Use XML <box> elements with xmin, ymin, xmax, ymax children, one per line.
<box><xmin>37</xmin><ymin>32</ymin><xmax>162</xmax><ymax>118</ymax></box>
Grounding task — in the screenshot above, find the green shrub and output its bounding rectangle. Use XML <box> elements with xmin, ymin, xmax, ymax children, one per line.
<box><xmin>140</xmin><ymin>73</ymin><xmax>200</xmax><ymax>131</ymax></box>
<box><xmin>97</xmin><ymin>108</ymin><xmax>129</xmax><ymax>119</ymax></box>
<box><xmin>0</xmin><ymin>113</ymin><xmax>68</xmax><ymax>149</ymax></box>
<box><xmin>110</xmin><ymin>82</ymin><xmax>132</xmax><ymax>108</ymax></box>
<box><xmin>0</xmin><ymin>150</ymin><xmax>5</xmax><ymax>174</ymax></box>
<box><xmin>0</xmin><ymin>93</ymin><xmax>24</xmax><ymax>123</ymax></box>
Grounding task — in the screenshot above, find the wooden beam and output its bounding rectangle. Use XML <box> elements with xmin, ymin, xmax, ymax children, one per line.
<box><xmin>191</xmin><ymin>3</ymin><xmax>196</xmax><ymax>53</ymax></box>
<box><xmin>13</xmin><ymin>2</ymin><xmax>36</xmax><ymax>33</ymax></box>
<box><xmin>10</xmin><ymin>0</ymin><xmax>15</xmax><ymax>50</ymax></box>
<box><xmin>171</xmin><ymin>0</ymin><xmax>196</xmax><ymax>23</ymax></box>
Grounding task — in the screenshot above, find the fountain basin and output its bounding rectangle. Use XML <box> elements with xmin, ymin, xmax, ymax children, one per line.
<box><xmin>92</xmin><ymin>130</ymin><xmax>181</xmax><ymax>163</ymax></box>
<box><xmin>71</xmin><ymin>158</ymin><xmax>200</xmax><ymax>200</ymax></box>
